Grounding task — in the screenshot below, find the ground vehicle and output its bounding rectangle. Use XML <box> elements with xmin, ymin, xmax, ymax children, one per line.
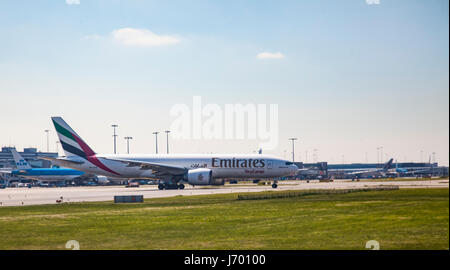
<box><xmin>126</xmin><ymin>182</ymin><xmax>140</xmax><ymax>188</ymax></box>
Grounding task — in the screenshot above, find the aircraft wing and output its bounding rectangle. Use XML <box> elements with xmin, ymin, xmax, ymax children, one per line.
<box><xmin>38</xmin><ymin>157</ymin><xmax>85</xmax><ymax>167</ymax></box>
<box><xmin>408</xmin><ymin>168</ymin><xmax>432</xmax><ymax>175</ymax></box>
<box><xmin>75</xmin><ymin>173</ymin><xmax>98</xmax><ymax>180</ymax></box>
<box><xmin>102</xmin><ymin>158</ymin><xmax>188</xmax><ymax>177</ymax></box>
<box><xmin>347</xmin><ymin>169</ymin><xmax>379</xmax><ymax>175</ymax></box>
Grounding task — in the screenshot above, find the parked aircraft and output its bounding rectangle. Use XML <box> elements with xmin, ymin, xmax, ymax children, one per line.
<box><xmin>0</xmin><ymin>149</ymin><xmax>107</xmax><ymax>184</ymax></box>
<box><xmin>8</xmin><ymin>149</ymin><xmax>87</xmax><ymax>182</ymax></box>
<box><xmin>347</xmin><ymin>158</ymin><xmax>394</xmax><ymax>179</ymax></box>
<box><xmin>387</xmin><ymin>158</ymin><xmax>436</xmax><ymax>177</ymax></box>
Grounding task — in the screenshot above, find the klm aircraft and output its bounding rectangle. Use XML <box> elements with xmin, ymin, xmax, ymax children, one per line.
<box><xmin>4</xmin><ymin>149</ymin><xmax>89</xmax><ymax>182</ymax></box>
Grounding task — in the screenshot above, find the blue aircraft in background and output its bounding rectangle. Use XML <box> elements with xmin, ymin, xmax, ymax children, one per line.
<box><xmin>0</xmin><ymin>149</ymin><xmax>107</xmax><ymax>184</ymax></box>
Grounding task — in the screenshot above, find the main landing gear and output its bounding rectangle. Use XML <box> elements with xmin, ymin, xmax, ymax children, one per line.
<box><xmin>158</xmin><ymin>183</ymin><xmax>185</xmax><ymax>190</ymax></box>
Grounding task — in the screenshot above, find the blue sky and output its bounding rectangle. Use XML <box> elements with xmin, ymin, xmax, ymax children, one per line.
<box><xmin>0</xmin><ymin>0</ymin><xmax>448</xmax><ymax>165</ymax></box>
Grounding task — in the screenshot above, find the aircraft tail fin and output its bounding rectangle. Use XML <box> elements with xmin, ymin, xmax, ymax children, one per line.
<box><xmin>383</xmin><ymin>158</ymin><xmax>394</xmax><ymax>170</ymax></box>
<box><xmin>10</xmin><ymin>149</ymin><xmax>32</xmax><ymax>170</ymax></box>
<box><xmin>51</xmin><ymin>117</ymin><xmax>96</xmax><ymax>158</ymax></box>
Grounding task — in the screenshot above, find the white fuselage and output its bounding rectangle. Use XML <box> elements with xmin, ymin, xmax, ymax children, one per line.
<box><xmin>53</xmin><ymin>154</ymin><xmax>298</xmax><ymax>180</ymax></box>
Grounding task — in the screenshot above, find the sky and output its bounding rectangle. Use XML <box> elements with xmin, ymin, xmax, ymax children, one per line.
<box><xmin>0</xmin><ymin>0</ymin><xmax>448</xmax><ymax>165</ymax></box>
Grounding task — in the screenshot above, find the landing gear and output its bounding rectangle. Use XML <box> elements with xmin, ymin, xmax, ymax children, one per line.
<box><xmin>272</xmin><ymin>181</ymin><xmax>278</xmax><ymax>189</ymax></box>
<box><xmin>158</xmin><ymin>183</ymin><xmax>185</xmax><ymax>190</ymax></box>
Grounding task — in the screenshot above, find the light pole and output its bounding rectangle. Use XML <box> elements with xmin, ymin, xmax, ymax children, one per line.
<box><xmin>44</xmin><ymin>130</ymin><xmax>50</xmax><ymax>152</ymax></box>
<box><xmin>124</xmin><ymin>136</ymin><xmax>133</xmax><ymax>154</ymax></box>
<box><xmin>313</xmin><ymin>149</ymin><xmax>318</xmax><ymax>163</ymax></box>
<box><xmin>165</xmin><ymin>130</ymin><xmax>170</xmax><ymax>154</ymax></box>
<box><xmin>288</xmin><ymin>138</ymin><xmax>298</xmax><ymax>162</ymax></box>
<box><xmin>153</xmin><ymin>132</ymin><xmax>159</xmax><ymax>154</ymax></box>
<box><xmin>431</xmin><ymin>152</ymin><xmax>436</xmax><ymax>176</ymax></box>
<box><xmin>376</xmin><ymin>147</ymin><xmax>380</xmax><ymax>164</ymax></box>
<box><xmin>112</xmin><ymin>124</ymin><xmax>118</xmax><ymax>154</ymax></box>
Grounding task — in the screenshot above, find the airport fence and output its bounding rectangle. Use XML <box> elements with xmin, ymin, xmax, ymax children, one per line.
<box><xmin>237</xmin><ymin>186</ymin><xmax>399</xmax><ymax>201</ymax></box>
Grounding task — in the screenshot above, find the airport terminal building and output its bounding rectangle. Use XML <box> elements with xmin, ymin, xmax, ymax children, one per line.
<box><xmin>294</xmin><ymin>161</ymin><xmax>449</xmax><ymax>179</ymax></box>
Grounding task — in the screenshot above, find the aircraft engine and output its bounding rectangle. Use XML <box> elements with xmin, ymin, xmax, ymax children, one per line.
<box><xmin>185</xmin><ymin>168</ymin><xmax>223</xmax><ymax>185</ymax></box>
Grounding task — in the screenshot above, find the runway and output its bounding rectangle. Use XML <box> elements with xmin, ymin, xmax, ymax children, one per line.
<box><xmin>0</xmin><ymin>179</ymin><xmax>448</xmax><ymax>207</ymax></box>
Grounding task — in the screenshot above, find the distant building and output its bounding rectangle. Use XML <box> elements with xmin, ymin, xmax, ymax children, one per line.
<box><xmin>293</xmin><ymin>161</ymin><xmax>448</xmax><ymax>179</ymax></box>
<box><xmin>327</xmin><ymin>162</ymin><xmax>438</xmax><ymax>170</ymax></box>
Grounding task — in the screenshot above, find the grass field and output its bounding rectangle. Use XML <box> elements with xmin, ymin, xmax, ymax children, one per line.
<box><xmin>0</xmin><ymin>188</ymin><xmax>448</xmax><ymax>250</ymax></box>
<box><xmin>358</xmin><ymin>177</ymin><xmax>448</xmax><ymax>182</ymax></box>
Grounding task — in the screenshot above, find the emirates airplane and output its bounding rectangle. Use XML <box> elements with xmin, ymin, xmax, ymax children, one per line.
<box><xmin>43</xmin><ymin>117</ymin><xmax>298</xmax><ymax>190</ymax></box>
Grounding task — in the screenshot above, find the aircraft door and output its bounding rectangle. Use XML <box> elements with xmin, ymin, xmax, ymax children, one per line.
<box><xmin>267</xmin><ymin>160</ymin><xmax>273</xmax><ymax>169</ymax></box>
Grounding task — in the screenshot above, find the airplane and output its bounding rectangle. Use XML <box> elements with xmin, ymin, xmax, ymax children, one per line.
<box><xmin>295</xmin><ymin>167</ymin><xmax>327</xmax><ymax>180</ymax></box>
<box><xmin>378</xmin><ymin>160</ymin><xmax>407</xmax><ymax>178</ymax></box>
<box><xmin>43</xmin><ymin>117</ymin><xmax>299</xmax><ymax>189</ymax></box>
<box><xmin>407</xmin><ymin>157</ymin><xmax>436</xmax><ymax>177</ymax></box>
<box><xmin>347</xmin><ymin>158</ymin><xmax>394</xmax><ymax>179</ymax></box>
<box><xmin>1</xmin><ymin>148</ymin><xmax>108</xmax><ymax>184</ymax></box>
<box><xmin>388</xmin><ymin>160</ymin><xmax>410</xmax><ymax>177</ymax></box>
<box><xmin>387</xmin><ymin>157</ymin><xmax>436</xmax><ymax>177</ymax></box>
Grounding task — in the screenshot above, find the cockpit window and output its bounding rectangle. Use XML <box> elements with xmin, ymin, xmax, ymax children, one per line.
<box><xmin>285</xmin><ymin>162</ymin><xmax>294</xmax><ymax>165</ymax></box>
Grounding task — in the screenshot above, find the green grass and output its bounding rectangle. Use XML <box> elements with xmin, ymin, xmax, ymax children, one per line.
<box><xmin>0</xmin><ymin>188</ymin><xmax>448</xmax><ymax>250</ymax></box>
<box><xmin>237</xmin><ymin>186</ymin><xmax>399</xmax><ymax>200</ymax></box>
<box><xmin>358</xmin><ymin>177</ymin><xmax>448</xmax><ymax>182</ymax></box>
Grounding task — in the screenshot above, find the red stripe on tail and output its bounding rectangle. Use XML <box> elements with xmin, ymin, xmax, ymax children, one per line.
<box><xmin>72</xmin><ymin>132</ymin><xmax>120</xmax><ymax>176</ymax></box>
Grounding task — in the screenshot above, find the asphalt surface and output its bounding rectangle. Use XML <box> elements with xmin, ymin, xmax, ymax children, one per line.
<box><xmin>0</xmin><ymin>179</ymin><xmax>448</xmax><ymax>207</ymax></box>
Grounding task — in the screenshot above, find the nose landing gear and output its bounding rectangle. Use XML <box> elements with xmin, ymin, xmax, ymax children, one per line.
<box><xmin>272</xmin><ymin>181</ymin><xmax>278</xmax><ymax>189</ymax></box>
